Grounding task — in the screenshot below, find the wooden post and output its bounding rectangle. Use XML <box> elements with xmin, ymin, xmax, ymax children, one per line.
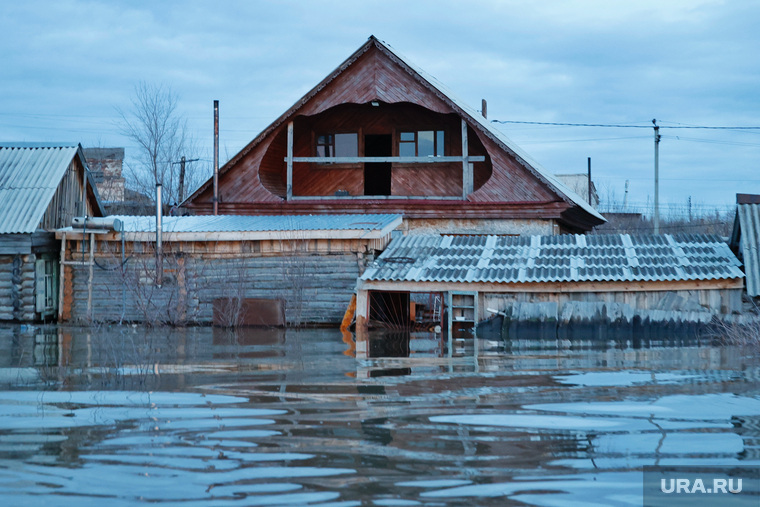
<box><xmin>461</xmin><ymin>119</ymin><xmax>472</xmax><ymax>198</ymax></box>
<box><xmin>58</xmin><ymin>232</ymin><xmax>66</xmax><ymax>321</ymax></box>
<box><xmin>286</xmin><ymin>121</ymin><xmax>294</xmax><ymax>200</ymax></box>
<box><xmin>87</xmin><ymin>233</ymin><xmax>94</xmax><ymax>322</ymax></box>
<box><xmin>354</xmin><ymin>288</ymin><xmax>369</xmax><ymax>359</ymax></box>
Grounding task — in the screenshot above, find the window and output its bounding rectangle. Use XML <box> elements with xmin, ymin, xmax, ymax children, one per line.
<box><xmin>398</xmin><ymin>130</ymin><xmax>444</xmax><ymax>157</ymax></box>
<box><xmin>316</xmin><ymin>133</ymin><xmax>358</xmax><ymax>157</ymax></box>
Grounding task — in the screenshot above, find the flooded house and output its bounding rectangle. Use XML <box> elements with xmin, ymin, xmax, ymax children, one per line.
<box><xmin>49</xmin><ymin>34</ymin><xmax>609</xmax><ymax>328</ymax></box>
<box><xmin>183</xmin><ymin>36</ymin><xmax>605</xmax><ymax>236</ymax></box>
<box><xmin>0</xmin><ymin>143</ymin><xmax>103</xmax><ymax>322</ymax></box>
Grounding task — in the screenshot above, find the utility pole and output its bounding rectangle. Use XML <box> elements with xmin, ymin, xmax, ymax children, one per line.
<box><xmin>653</xmin><ymin>119</ymin><xmax>661</xmax><ymax>234</ymax></box>
<box><xmin>213</xmin><ymin>100</ymin><xmax>219</xmax><ymax>216</ymax></box>
<box><xmin>587</xmin><ymin>157</ymin><xmax>592</xmax><ymax>205</ymax></box>
<box><xmin>171</xmin><ymin>156</ymin><xmax>200</xmax><ymax>204</ymax></box>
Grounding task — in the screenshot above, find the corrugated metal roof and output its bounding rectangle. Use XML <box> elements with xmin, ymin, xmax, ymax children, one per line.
<box><xmin>0</xmin><ymin>143</ymin><xmax>80</xmax><ymax>234</ymax></box>
<box><xmin>737</xmin><ymin>203</ymin><xmax>760</xmax><ymax>296</ymax></box>
<box><xmin>108</xmin><ymin>214</ymin><xmax>402</xmax><ymax>234</ymax></box>
<box><xmin>361</xmin><ymin>233</ymin><xmax>744</xmax><ymax>284</ymax></box>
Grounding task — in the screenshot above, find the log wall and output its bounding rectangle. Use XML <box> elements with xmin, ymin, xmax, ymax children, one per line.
<box><xmin>0</xmin><ymin>254</ymin><xmax>36</xmax><ymax>321</ymax></box>
<box><xmin>64</xmin><ymin>239</ymin><xmax>369</xmax><ymax>326</ymax></box>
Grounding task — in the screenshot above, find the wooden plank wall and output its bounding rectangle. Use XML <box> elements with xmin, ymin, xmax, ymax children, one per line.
<box><xmin>66</xmin><ymin>242</ymin><xmax>366</xmax><ymax>326</ymax></box>
<box><xmin>482</xmin><ymin>288</ymin><xmax>742</xmax><ymax>321</ymax></box>
<box><xmin>0</xmin><ymin>235</ymin><xmax>31</xmax><ymax>256</ymax></box>
<box><xmin>41</xmin><ymin>159</ymin><xmax>91</xmax><ymax>231</ymax></box>
<box><xmin>0</xmin><ymin>254</ymin><xmax>36</xmax><ymax>321</ymax></box>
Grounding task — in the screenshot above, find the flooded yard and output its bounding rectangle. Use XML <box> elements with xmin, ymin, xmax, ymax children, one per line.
<box><xmin>0</xmin><ymin>325</ymin><xmax>758</xmax><ymax>506</ymax></box>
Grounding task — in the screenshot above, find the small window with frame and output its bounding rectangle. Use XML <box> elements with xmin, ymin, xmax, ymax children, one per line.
<box><xmin>316</xmin><ymin>133</ymin><xmax>358</xmax><ymax>158</ymax></box>
<box><xmin>398</xmin><ymin>130</ymin><xmax>444</xmax><ymax>157</ymax></box>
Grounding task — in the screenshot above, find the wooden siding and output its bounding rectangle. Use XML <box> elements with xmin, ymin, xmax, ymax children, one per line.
<box><xmin>0</xmin><ymin>235</ymin><xmax>31</xmax><ymax>255</ymax></box>
<box><xmin>0</xmin><ymin>254</ymin><xmax>36</xmax><ymax>321</ymax></box>
<box><xmin>481</xmin><ymin>289</ymin><xmax>742</xmax><ymax>321</ymax></box>
<box><xmin>297</xmin><ymin>48</ymin><xmax>453</xmax><ymax>117</ymax></box>
<box><xmin>40</xmin><ymin>158</ymin><xmax>94</xmax><ymax>231</ymax></box>
<box><xmin>60</xmin><ymin>236</ymin><xmax>386</xmax><ymax>326</ymax></box>
<box><xmin>69</xmin><ymin>253</ymin><xmax>360</xmax><ymax>325</ymax></box>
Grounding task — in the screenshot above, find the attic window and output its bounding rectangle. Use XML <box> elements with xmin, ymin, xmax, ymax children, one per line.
<box><xmin>399</xmin><ymin>130</ymin><xmax>444</xmax><ymax>157</ymax></box>
<box><xmin>316</xmin><ymin>133</ymin><xmax>358</xmax><ymax>157</ymax></box>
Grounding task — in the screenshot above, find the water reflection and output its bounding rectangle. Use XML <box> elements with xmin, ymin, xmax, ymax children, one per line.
<box><xmin>0</xmin><ymin>323</ymin><xmax>758</xmax><ymax>506</ymax></box>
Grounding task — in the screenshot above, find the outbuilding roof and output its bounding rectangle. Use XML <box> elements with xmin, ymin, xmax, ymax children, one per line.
<box><xmin>361</xmin><ymin>233</ymin><xmax>743</xmax><ymax>284</ymax></box>
<box><xmin>0</xmin><ymin>142</ymin><xmax>103</xmax><ymax>234</ymax></box>
<box><xmin>731</xmin><ymin>194</ymin><xmax>760</xmax><ymax>296</ymax></box>
<box><xmin>58</xmin><ymin>214</ymin><xmax>403</xmax><ymax>241</ymax></box>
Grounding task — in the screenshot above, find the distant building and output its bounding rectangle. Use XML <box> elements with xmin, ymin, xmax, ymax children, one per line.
<box><xmin>83</xmin><ymin>147</ymin><xmax>125</xmax><ymax>202</ymax></box>
<box><xmin>83</xmin><ymin>148</ymin><xmax>154</xmax><ymax>215</ymax></box>
<box><xmin>0</xmin><ymin>143</ymin><xmax>103</xmax><ymax>321</ymax></box>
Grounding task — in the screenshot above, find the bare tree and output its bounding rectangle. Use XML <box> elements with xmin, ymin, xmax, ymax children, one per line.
<box><xmin>116</xmin><ymin>82</ymin><xmax>205</xmax><ymax>206</ymax></box>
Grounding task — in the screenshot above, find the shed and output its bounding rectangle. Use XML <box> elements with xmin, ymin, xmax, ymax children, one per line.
<box><xmin>730</xmin><ymin>194</ymin><xmax>760</xmax><ymax>297</ymax></box>
<box><xmin>56</xmin><ymin>214</ymin><xmax>401</xmax><ymax>325</ymax></box>
<box><xmin>0</xmin><ymin>143</ymin><xmax>103</xmax><ymax>321</ymax></box>
<box><xmin>356</xmin><ymin>233</ymin><xmax>744</xmax><ymax>340</ymax></box>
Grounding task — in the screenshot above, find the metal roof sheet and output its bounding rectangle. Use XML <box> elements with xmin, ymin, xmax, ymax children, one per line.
<box><xmin>736</xmin><ymin>203</ymin><xmax>760</xmax><ymax>296</ymax></box>
<box><xmin>106</xmin><ymin>213</ymin><xmax>402</xmax><ymax>234</ymax></box>
<box><xmin>0</xmin><ymin>143</ymin><xmax>82</xmax><ymax>234</ymax></box>
<box><xmin>361</xmin><ymin>233</ymin><xmax>744</xmax><ymax>285</ymax></box>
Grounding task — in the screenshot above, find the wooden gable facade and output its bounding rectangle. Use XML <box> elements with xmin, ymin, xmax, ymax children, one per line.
<box><xmin>185</xmin><ymin>36</ymin><xmax>605</xmax><ymax>234</ymax></box>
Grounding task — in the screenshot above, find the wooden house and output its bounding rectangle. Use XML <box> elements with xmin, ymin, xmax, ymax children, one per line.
<box><xmin>0</xmin><ymin>143</ymin><xmax>103</xmax><ymax>321</ymax></box>
<box><xmin>184</xmin><ymin>36</ymin><xmax>605</xmax><ymax>236</ymax></box>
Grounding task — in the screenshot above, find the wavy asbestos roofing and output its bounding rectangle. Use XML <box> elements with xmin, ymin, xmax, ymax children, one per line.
<box><xmin>736</xmin><ymin>203</ymin><xmax>760</xmax><ymax>296</ymax></box>
<box><xmin>107</xmin><ymin>214</ymin><xmax>402</xmax><ymax>234</ymax></box>
<box><xmin>361</xmin><ymin>233</ymin><xmax>744</xmax><ymax>284</ymax></box>
<box><xmin>0</xmin><ymin>143</ymin><xmax>82</xmax><ymax>234</ymax></box>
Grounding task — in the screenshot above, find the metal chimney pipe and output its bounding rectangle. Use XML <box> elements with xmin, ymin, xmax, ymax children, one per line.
<box><xmin>481</xmin><ymin>99</ymin><xmax>487</xmax><ymax>119</ymax></box>
<box><xmin>213</xmin><ymin>100</ymin><xmax>219</xmax><ymax>216</ymax></box>
<box><xmin>156</xmin><ymin>183</ymin><xmax>163</xmax><ymax>286</ymax></box>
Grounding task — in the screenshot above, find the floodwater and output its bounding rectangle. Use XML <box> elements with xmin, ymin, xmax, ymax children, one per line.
<box><xmin>0</xmin><ymin>325</ymin><xmax>758</xmax><ymax>506</ymax></box>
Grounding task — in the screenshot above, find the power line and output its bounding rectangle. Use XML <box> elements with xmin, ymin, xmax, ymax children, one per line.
<box><xmin>491</xmin><ymin>119</ymin><xmax>760</xmax><ymax>130</ymax></box>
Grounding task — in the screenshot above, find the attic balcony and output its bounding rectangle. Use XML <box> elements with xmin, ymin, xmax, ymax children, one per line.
<box><xmin>281</xmin><ymin>116</ymin><xmax>489</xmax><ymax>201</ymax></box>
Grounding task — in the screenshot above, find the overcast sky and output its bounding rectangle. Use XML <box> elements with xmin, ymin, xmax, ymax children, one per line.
<box><xmin>2</xmin><ymin>0</ymin><xmax>758</xmax><ymax>214</ymax></box>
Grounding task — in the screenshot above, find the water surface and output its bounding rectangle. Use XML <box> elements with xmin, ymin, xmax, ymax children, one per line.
<box><xmin>0</xmin><ymin>325</ymin><xmax>758</xmax><ymax>506</ymax></box>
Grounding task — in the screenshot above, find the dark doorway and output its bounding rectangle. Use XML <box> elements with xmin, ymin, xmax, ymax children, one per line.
<box><xmin>369</xmin><ymin>291</ymin><xmax>410</xmax><ymax>328</ymax></box>
<box><xmin>364</xmin><ymin>134</ymin><xmax>392</xmax><ymax>195</ymax></box>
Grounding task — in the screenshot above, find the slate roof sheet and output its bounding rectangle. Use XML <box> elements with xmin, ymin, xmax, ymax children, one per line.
<box><xmin>361</xmin><ymin>233</ymin><xmax>744</xmax><ymax>284</ymax></box>
<box><xmin>735</xmin><ymin>203</ymin><xmax>760</xmax><ymax>296</ymax></box>
<box><xmin>0</xmin><ymin>143</ymin><xmax>80</xmax><ymax>234</ymax></box>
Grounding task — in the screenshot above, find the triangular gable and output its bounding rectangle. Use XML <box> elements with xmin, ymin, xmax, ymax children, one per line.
<box><xmin>0</xmin><ymin>143</ymin><xmax>104</xmax><ymax>234</ymax></box>
<box><xmin>186</xmin><ymin>36</ymin><xmax>604</xmax><ymax>224</ymax></box>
